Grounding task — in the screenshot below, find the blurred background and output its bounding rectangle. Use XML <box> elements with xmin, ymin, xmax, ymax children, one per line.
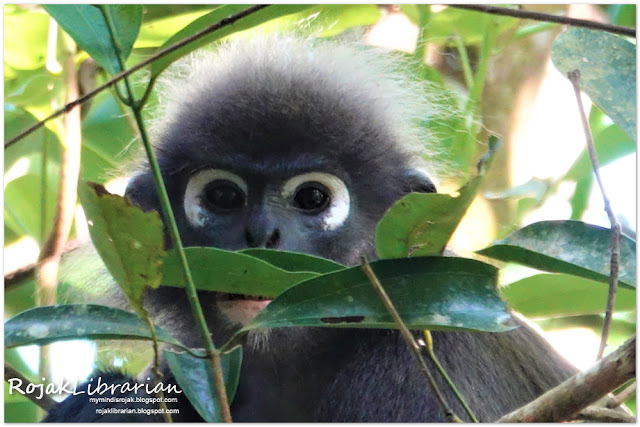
<box><xmin>4</xmin><ymin>4</ymin><xmax>636</xmax><ymax>421</ymax></box>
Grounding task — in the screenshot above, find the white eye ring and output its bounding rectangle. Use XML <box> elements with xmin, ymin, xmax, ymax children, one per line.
<box><xmin>282</xmin><ymin>172</ymin><xmax>350</xmax><ymax>231</ymax></box>
<box><xmin>184</xmin><ymin>169</ymin><xmax>247</xmax><ymax>227</ymax></box>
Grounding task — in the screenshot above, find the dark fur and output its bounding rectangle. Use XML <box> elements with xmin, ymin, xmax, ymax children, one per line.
<box><xmin>44</xmin><ymin>37</ymin><xmax>575</xmax><ymax>422</ymax></box>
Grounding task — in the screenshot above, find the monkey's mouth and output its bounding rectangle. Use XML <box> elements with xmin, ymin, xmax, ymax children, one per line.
<box><xmin>216</xmin><ymin>293</ymin><xmax>273</xmax><ymax>326</ymax></box>
<box><xmin>216</xmin><ymin>292</ymin><xmax>273</xmax><ymax>302</ymax></box>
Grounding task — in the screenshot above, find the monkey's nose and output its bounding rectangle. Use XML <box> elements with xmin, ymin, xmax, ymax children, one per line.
<box><xmin>245</xmin><ymin>228</ymin><xmax>281</xmax><ymax>249</ymax></box>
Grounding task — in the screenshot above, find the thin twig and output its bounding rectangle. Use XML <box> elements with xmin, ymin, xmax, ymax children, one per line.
<box><xmin>574</xmin><ymin>406</ymin><xmax>636</xmax><ymax>423</ymax></box>
<box><xmin>420</xmin><ymin>331</ymin><xmax>478</xmax><ymax>422</ymax></box>
<box><xmin>98</xmin><ymin>4</ymin><xmax>232</xmax><ymax>421</ymax></box>
<box><xmin>498</xmin><ymin>335</ymin><xmax>636</xmax><ymax>422</ymax></box>
<box><xmin>100</xmin><ymin>8</ymin><xmax>172</xmax><ymax>421</ymax></box>
<box><xmin>5</xmin><ymin>4</ymin><xmax>269</xmax><ymax>149</ymax></box>
<box><xmin>607</xmin><ymin>381</ymin><xmax>636</xmax><ymax>408</ymax></box>
<box><xmin>567</xmin><ymin>69</ymin><xmax>622</xmax><ymax>360</ymax></box>
<box><xmin>448</xmin><ymin>4</ymin><xmax>636</xmax><ymax>37</ymax></box>
<box><xmin>360</xmin><ymin>256</ymin><xmax>463</xmax><ymax>423</ymax></box>
<box><xmin>451</xmin><ymin>33</ymin><xmax>473</xmax><ymax>89</ymax></box>
<box><xmin>143</xmin><ymin>316</ymin><xmax>172</xmax><ymax>423</ymax></box>
<box><xmin>4</xmin><ymin>362</ymin><xmax>57</xmax><ymax>411</ymax></box>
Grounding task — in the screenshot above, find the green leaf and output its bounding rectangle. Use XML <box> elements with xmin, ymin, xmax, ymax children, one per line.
<box><xmin>239</xmin><ymin>248</ymin><xmax>345</xmax><ymax>274</ymax></box>
<box><xmin>502</xmin><ymin>273</ymin><xmax>636</xmax><ymax>318</ymax></box>
<box><xmin>551</xmin><ymin>27</ymin><xmax>636</xmax><ymax>140</ymax></box>
<box><xmin>302</xmin><ymin>5</ymin><xmax>381</xmax><ymax>38</ymax></box>
<box><xmin>164</xmin><ymin>347</ymin><xmax>242</xmax><ymax>423</ymax></box>
<box><xmin>375</xmin><ymin>177</ymin><xmax>482</xmax><ymax>258</ymax></box>
<box><xmin>565</xmin><ymin>124</ymin><xmax>635</xmax><ymax>182</ymax></box>
<box><xmin>135</xmin><ymin>8</ymin><xmax>214</xmax><ymax>48</ymax></box>
<box><xmin>4</xmin><ymin>304</ymin><xmax>182</xmax><ymax>348</ymax></box>
<box><xmin>81</xmin><ymin>92</ymin><xmax>139</xmax><ymax>182</ymax></box>
<box><xmin>4</xmin><ymin>7</ymin><xmax>49</xmax><ymax>70</ymax></box>
<box><xmin>427</xmin><ymin>6</ymin><xmax>518</xmax><ymax>45</ymax></box>
<box><xmin>78</xmin><ymin>183</ymin><xmax>165</xmax><ymax>315</ymax></box>
<box><xmin>478</xmin><ymin>220</ymin><xmax>636</xmax><ymax>289</ymax></box>
<box><xmin>242</xmin><ymin>257</ymin><xmax>514</xmax><ymax>333</ymax></box>
<box><xmin>43</xmin><ymin>5</ymin><xmax>142</xmax><ymax>75</ymax></box>
<box><xmin>150</xmin><ymin>5</ymin><xmax>312</xmax><ymax>78</ymax></box>
<box><xmin>161</xmin><ymin>247</ymin><xmax>317</xmax><ymax>297</ymax></box>
<box><xmin>564</xmin><ymin>123</ymin><xmax>635</xmax><ymax>220</ymax></box>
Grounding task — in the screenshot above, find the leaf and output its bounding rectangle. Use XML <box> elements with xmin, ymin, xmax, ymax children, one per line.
<box><xmin>565</xmin><ymin>124</ymin><xmax>635</xmax><ymax>183</ymax></box>
<box><xmin>4</xmin><ymin>304</ymin><xmax>182</xmax><ymax>349</ymax></box>
<box><xmin>78</xmin><ymin>183</ymin><xmax>165</xmax><ymax>315</ymax></box>
<box><xmin>564</xmin><ymin>123</ymin><xmax>635</xmax><ymax>220</ymax></box>
<box><xmin>43</xmin><ymin>5</ymin><xmax>142</xmax><ymax>75</ymax></box>
<box><xmin>551</xmin><ymin>27</ymin><xmax>636</xmax><ymax>140</ymax></box>
<box><xmin>164</xmin><ymin>347</ymin><xmax>242</xmax><ymax>423</ymax></box>
<box><xmin>81</xmin><ymin>92</ymin><xmax>139</xmax><ymax>182</ymax></box>
<box><xmin>502</xmin><ymin>273</ymin><xmax>636</xmax><ymax>319</ymax></box>
<box><xmin>161</xmin><ymin>247</ymin><xmax>317</xmax><ymax>297</ymax></box>
<box><xmin>427</xmin><ymin>6</ymin><xmax>518</xmax><ymax>45</ymax></box>
<box><xmin>302</xmin><ymin>5</ymin><xmax>381</xmax><ymax>38</ymax></box>
<box><xmin>239</xmin><ymin>248</ymin><xmax>345</xmax><ymax>274</ymax></box>
<box><xmin>376</xmin><ymin>177</ymin><xmax>482</xmax><ymax>259</ymax></box>
<box><xmin>478</xmin><ymin>220</ymin><xmax>636</xmax><ymax>289</ymax></box>
<box><xmin>4</xmin><ymin>7</ymin><xmax>49</xmax><ymax>70</ymax></box>
<box><xmin>150</xmin><ymin>5</ymin><xmax>312</xmax><ymax>78</ymax></box>
<box><xmin>242</xmin><ymin>257</ymin><xmax>514</xmax><ymax>333</ymax></box>
<box><xmin>376</xmin><ymin>138</ymin><xmax>499</xmax><ymax>259</ymax></box>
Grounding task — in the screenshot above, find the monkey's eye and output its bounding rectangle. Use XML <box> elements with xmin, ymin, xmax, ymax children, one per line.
<box><xmin>293</xmin><ymin>183</ymin><xmax>330</xmax><ymax>213</ymax></box>
<box><xmin>184</xmin><ymin>170</ymin><xmax>248</xmax><ymax>227</ymax></box>
<box><xmin>282</xmin><ymin>172</ymin><xmax>350</xmax><ymax>230</ymax></box>
<box><xmin>203</xmin><ymin>180</ymin><xmax>245</xmax><ymax>211</ymax></box>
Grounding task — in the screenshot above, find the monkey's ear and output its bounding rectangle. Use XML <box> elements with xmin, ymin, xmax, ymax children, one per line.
<box><xmin>402</xmin><ymin>169</ymin><xmax>437</xmax><ymax>194</ymax></box>
<box><xmin>125</xmin><ymin>172</ymin><xmax>160</xmax><ymax>212</ymax></box>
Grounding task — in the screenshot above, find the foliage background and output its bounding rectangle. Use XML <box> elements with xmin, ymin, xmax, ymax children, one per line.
<box><xmin>4</xmin><ymin>4</ymin><xmax>636</xmax><ymax>421</ymax></box>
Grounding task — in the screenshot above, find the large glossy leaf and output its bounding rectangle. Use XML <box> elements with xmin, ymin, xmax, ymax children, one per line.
<box><xmin>502</xmin><ymin>273</ymin><xmax>636</xmax><ymax>319</ymax></box>
<box><xmin>44</xmin><ymin>5</ymin><xmax>142</xmax><ymax>75</ymax></box>
<box><xmin>161</xmin><ymin>247</ymin><xmax>317</xmax><ymax>297</ymax></box>
<box><xmin>4</xmin><ymin>304</ymin><xmax>182</xmax><ymax>348</ymax></box>
<box><xmin>478</xmin><ymin>220</ymin><xmax>636</xmax><ymax>289</ymax></box>
<box><xmin>239</xmin><ymin>248</ymin><xmax>345</xmax><ymax>274</ymax></box>
<box><xmin>164</xmin><ymin>347</ymin><xmax>242</xmax><ymax>423</ymax></box>
<box><xmin>242</xmin><ymin>257</ymin><xmax>514</xmax><ymax>333</ymax></box>
<box><xmin>78</xmin><ymin>183</ymin><xmax>165</xmax><ymax>315</ymax></box>
<box><xmin>150</xmin><ymin>5</ymin><xmax>312</xmax><ymax>78</ymax></box>
<box><xmin>552</xmin><ymin>27</ymin><xmax>636</xmax><ymax>140</ymax></box>
<box><xmin>375</xmin><ymin>139</ymin><xmax>498</xmax><ymax>259</ymax></box>
<box><xmin>376</xmin><ymin>177</ymin><xmax>481</xmax><ymax>259</ymax></box>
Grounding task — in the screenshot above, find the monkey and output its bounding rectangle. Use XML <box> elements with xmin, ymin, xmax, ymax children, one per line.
<box><xmin>43</xmin><ymin>35</ymin><xmax>576</xmax><ymax>422</ymax></box>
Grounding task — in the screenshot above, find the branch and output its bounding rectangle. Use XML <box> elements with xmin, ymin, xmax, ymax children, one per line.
<box><xmin>608</xmin><ymin>381</ymin><xmax>636</xmax><ymax>408</ymax></box>
<box><xmin>5</xmin><ymin>239</ymin><xmax>81</xmax><ymax>291</ymax></box>
<box><xmin>360</xmin><ymin>256</ymin><xmax>463</xmax><ymax>423</ymax></box>
<box><xmin>498</xmin><ymin>335</ymin><xmax>636</xmax><ymax>422</ymax></box>
<box><xmin>4</xmin><ymin>362</ymin><xmax>57</xmax><ymax>411</ymax></box>
<box><xmin>574</xmin><ymin>407</ymin><xmax>635</xmax><ymax>423</ymax></box>
<box><xmin>567</xmin><ymin>69</ymin><xmax>622</xmax><ymax>360</ymax></box>
<box><xmin>448</xmin><ymin>4</ymin><xmax>636</xmax><ymax>37</ymax></box>
<box><xmin>5</xmin><ymin>4</ymin><xmax>269</xmax><ymax>149</ymax></box>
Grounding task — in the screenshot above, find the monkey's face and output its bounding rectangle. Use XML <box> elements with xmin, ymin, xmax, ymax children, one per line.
<box><xmin>124</xmin><ymin>43</ymin><xmax>437</xmax><ymax>328</ymax></box>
